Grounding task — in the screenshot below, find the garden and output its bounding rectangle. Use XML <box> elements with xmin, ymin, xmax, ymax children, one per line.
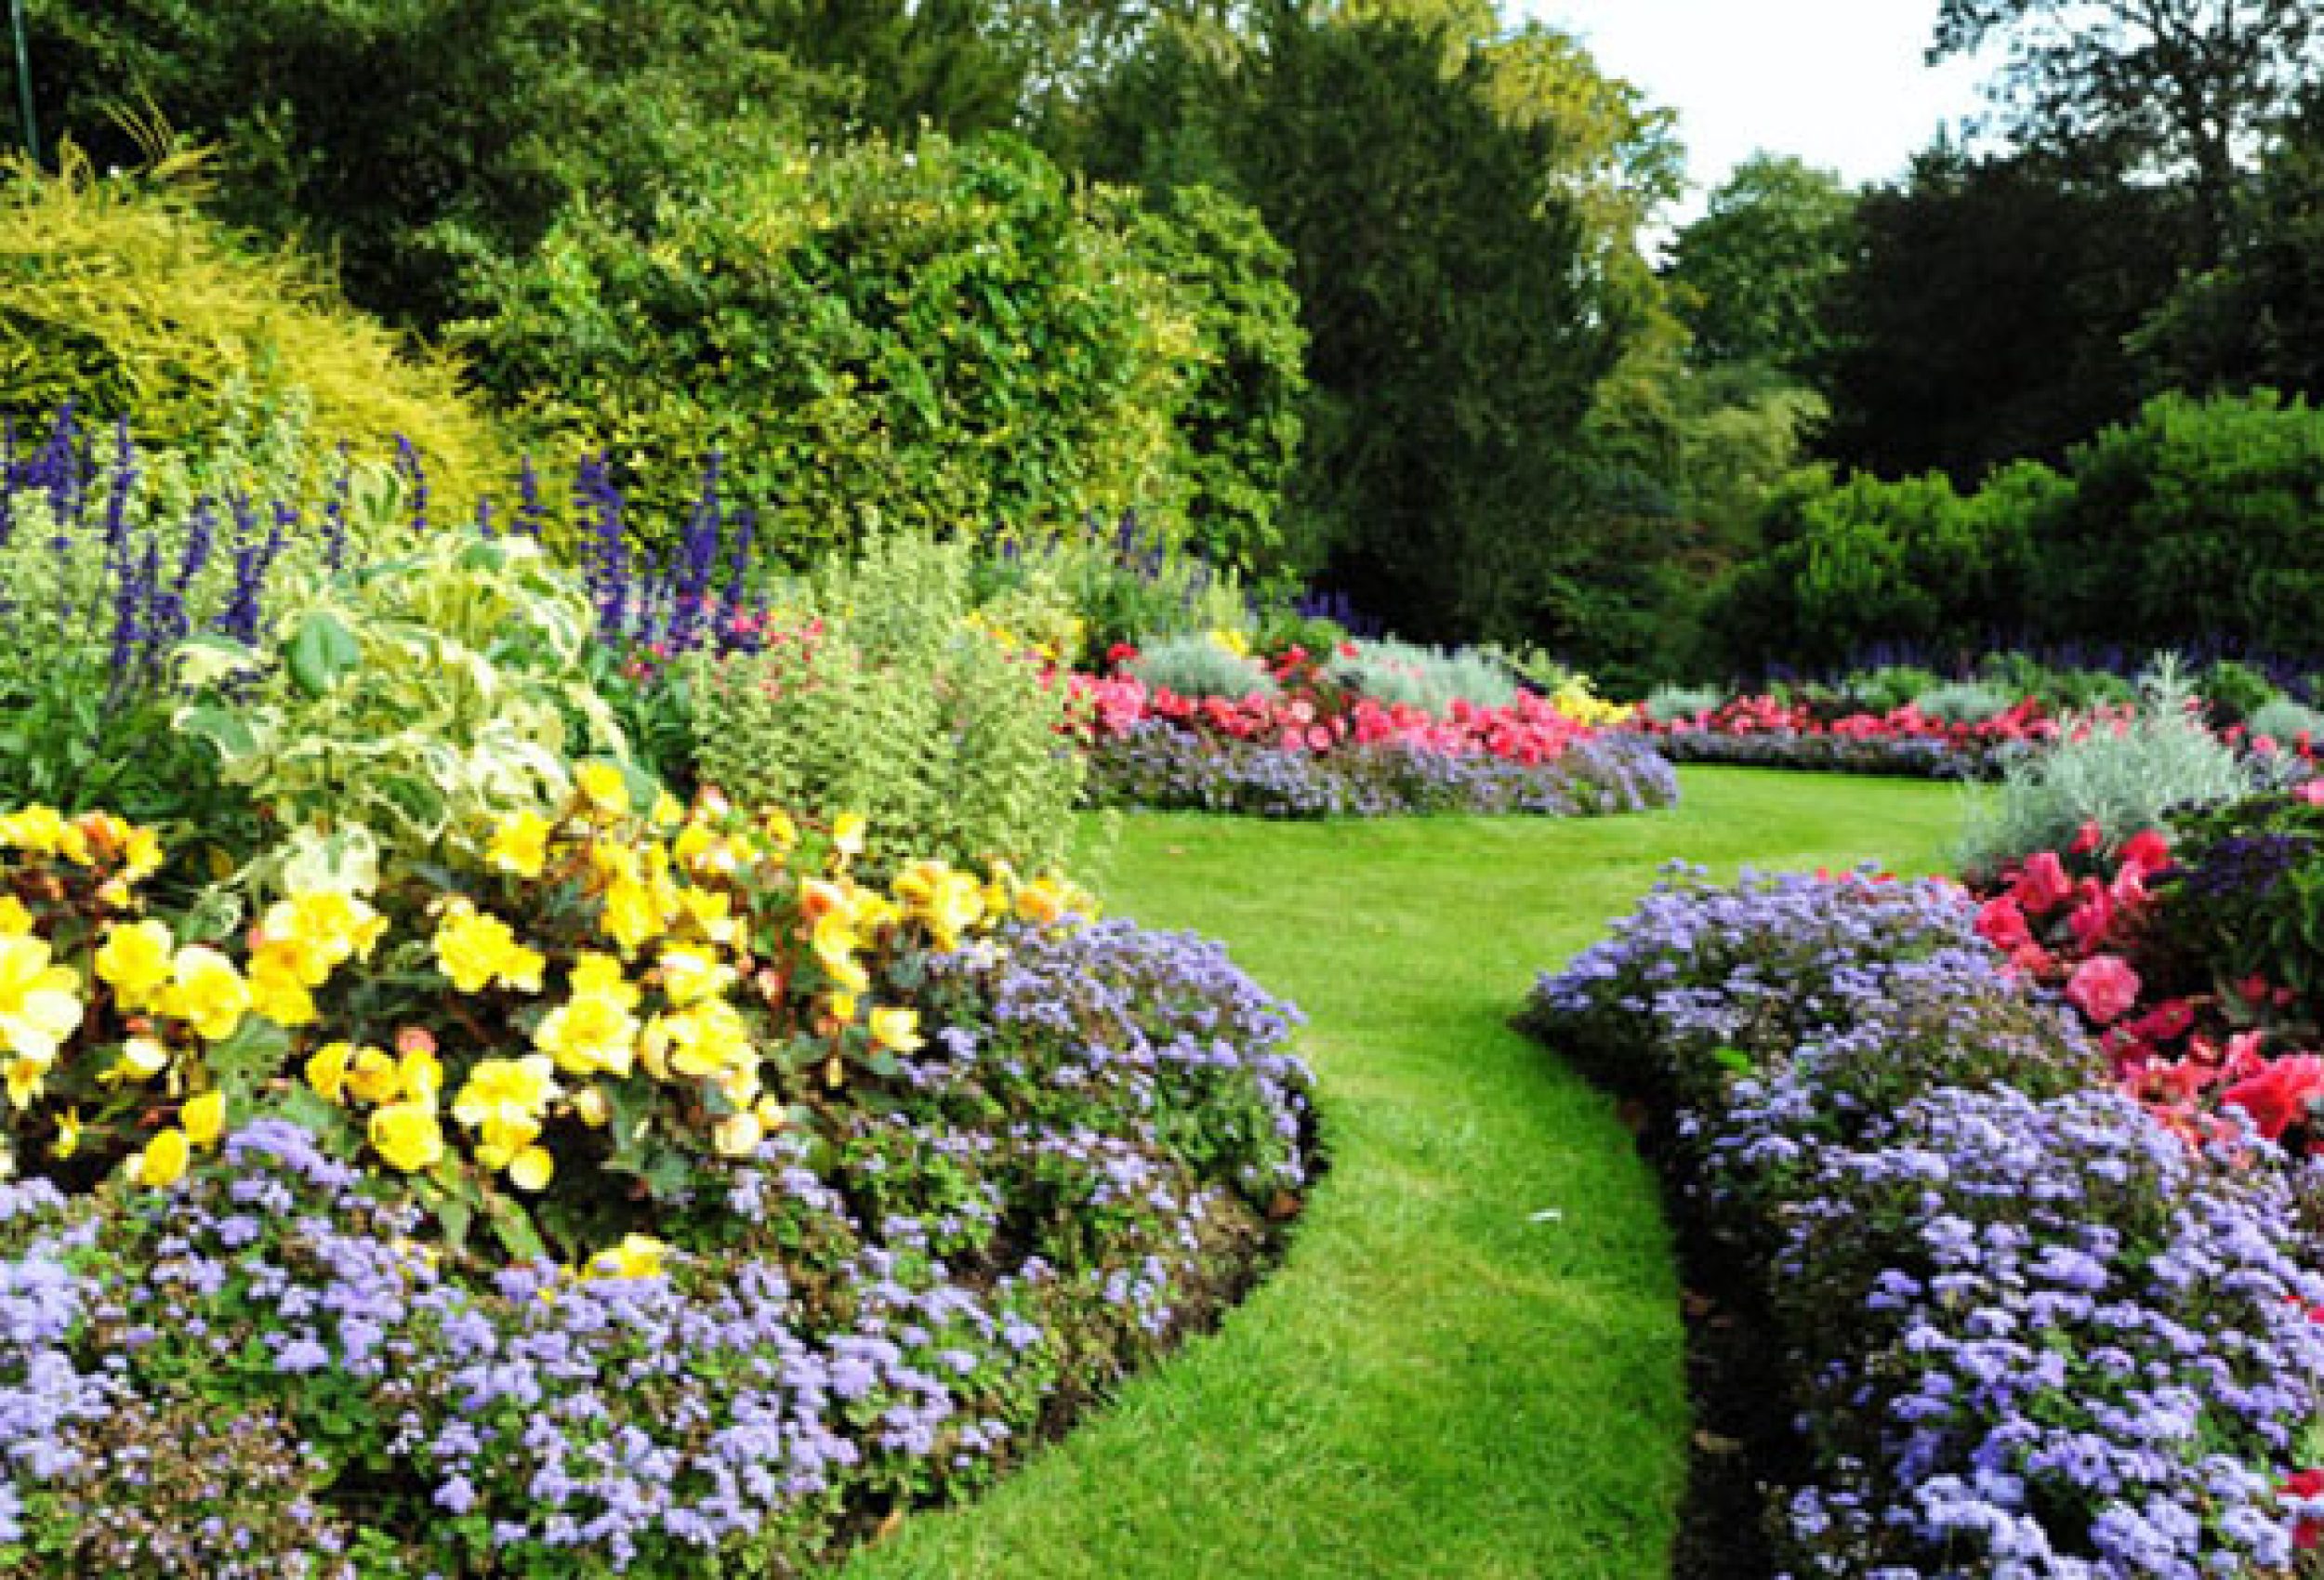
<box><xmin>8</xmin><ymin>0</ymin><xmax>2324</xmax><ymax>1575</ymax></box>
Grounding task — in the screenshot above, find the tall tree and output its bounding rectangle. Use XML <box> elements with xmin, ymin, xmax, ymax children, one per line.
<box><xmin>1930</xmin><ymin>0</ymin><xmax>2324</xmax><ymax>263</ymax></box>
<box><xmin>1226</xmin><ymin>3</ymin><xmax>1638</xmax><ymax>641</ymax></box>
<box><xmin>1817</xmin><ymin>143</ymin><xmax>2185</xmax><ymax>481</ymax></box>
<box><xmin>1666</xmin><ymin>153</ymin><xmax>1856</xmax><ymax>375</ymax></box>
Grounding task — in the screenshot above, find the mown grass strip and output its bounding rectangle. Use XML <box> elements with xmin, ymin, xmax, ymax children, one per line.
<box><xmin>845</xmin><ymin>768</ymin><xmax>1965</xmax><ymax>1580</ymax></box>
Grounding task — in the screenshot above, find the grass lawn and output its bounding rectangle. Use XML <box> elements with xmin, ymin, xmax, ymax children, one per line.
<box><xmin>843</xmin><ymin>768</ymin><xmax>1967</xmax><ymax>1580</ymax></box>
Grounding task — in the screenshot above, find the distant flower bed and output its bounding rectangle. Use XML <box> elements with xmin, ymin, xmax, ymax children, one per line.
<box><xmin>1530</xmin><ymin>865</ymin><xmax>2324</xmax><ymax>1575</ymax></box>
<box><xmin>1627</xmin><ymin>692</ymin><xmax>2064</xmax><ymax>778</ymax></box>
<box><xmin>0</xmin><ymin>796</ymin><xmax>1316</xmax><ymax>1576</ymax></box>
<box><xmin>1070</xmin><ymin>646</ymin><xmax>1675</xmax><ymax>818</ymax></box>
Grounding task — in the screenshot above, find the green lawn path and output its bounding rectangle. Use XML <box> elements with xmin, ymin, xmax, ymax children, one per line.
<box><xmin>845</xmin><ymin>768</ymin><xmax>1967</xmax><ymax>1580</ymax></box>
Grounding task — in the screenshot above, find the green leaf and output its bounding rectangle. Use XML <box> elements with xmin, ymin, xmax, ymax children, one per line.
<box><xmin>208</xmin><ymin>1014</ymin><xmax>293</xmax><ymax>1086</ymax></box>
<box><xmin>175</xmin><ymin>704</ymin><xmax>258</xmax><ymax>762</ymax></box>
<box><xmin>286</xmin><ymin>611</ymin><xmax>363</xmax><ymax>697</ymax></box>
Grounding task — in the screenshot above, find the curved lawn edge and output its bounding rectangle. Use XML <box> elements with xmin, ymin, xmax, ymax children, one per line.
<box><xmin>838</xmin><ymin>769</ymin><xmax>1966</xmax><ymax>1580</ymax></box>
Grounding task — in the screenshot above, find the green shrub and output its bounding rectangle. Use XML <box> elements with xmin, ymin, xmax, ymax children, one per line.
<box><xmin>2246</xmin><ymin>695</ymin><xmax>2324</xmax><ymax>744</ymax></box>
<box><xmin>174</xmin><ymin>532</ymin><xmax>636</xmax><ymax>878</ymax></box>
<box><xmin>462</xmin><ymin>133</ymin><xmax>1207</xmax><ymax>564</ymax></box>
<box><xmin>1842</xmin><ymin>665</ymin><xmax>1943</xmax><ymax>713</ymax></box>
<box><xmin>1325</xmin><ymin>638</ymin><xmax>1518</xmax><ymax>716</ymax></box>
<box><xmin>2197</xmin><ymin>659</ymin><xmax>2281</xmax><ymax>725</ymax></box>
<box><xmin>1959</xmin><ymin>657</ymin><xmax>2259</xmax><ymax>878</ymax></box>
<box><xmin>688</xmin><ymin>534</ymin><xmax>1085</xmax><ymax>872</ymax></box>
<box><xmin>1127</xmin><ymin>184</ymin><xmax>1309</xmax><ymax>573</ymax></box>
<box><xmin>1125</xmin><ymin>634</ymin><xmax>1277</xmax><ymax>701</ymax></box>
<box><xmin>1910</xmin><ymin>681</ymin><xmax>2013</xmax><ymax>725</ymax></box>
<box><xmin>1973</xmin><ymin>652</ymin><xmax>2136</xmax><ymax>715</ymax></box>
<box><xmin>0</xmin><ymin>147</ymin><xmax>507</xmax><ymax>514</ymax></box>
<box><xmin>1711</xmin><ymin>461</ymin><xmax>2063</xmax><ymax>671</ymax></box>
<box><xmin>2039</xmin><ymin>390</ymin><xmax>2324</xmax><ymax>654</ymax></box>
<box><xmin>971</xmin><ymin>515</ymin><xmax>1254</xmax><ymax>658</ymax></box>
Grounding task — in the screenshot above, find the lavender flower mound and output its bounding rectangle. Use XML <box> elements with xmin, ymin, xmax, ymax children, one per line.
<box><xmin>1530</xmin><ymin>868</ymin><xmax>2324</xmax><ymax>1575</ymax></box>
<box><xmin>0</xmin><ymin>923</ymin><xmax>1315</xmax><ymax>1577</ymax></box>
<box><xmin>1084</xmin><ymin>720</ymin><xmax>1679</xmax><ymax>819</ymax></box>
<box><xmin>1776</xmin><ymin>1088</ymin><xmax>2324</xmax><ymax>1578</ymax></box>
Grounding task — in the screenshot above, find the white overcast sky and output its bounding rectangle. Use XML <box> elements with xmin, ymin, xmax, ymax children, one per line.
<box><xmin>1516</xmin><ymin>0</ymin><xmax>1993</xmax><ymax>216</ymax></box>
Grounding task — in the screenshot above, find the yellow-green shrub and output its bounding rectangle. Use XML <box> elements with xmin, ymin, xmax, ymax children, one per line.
<box><xmin>689</xmin><ymin>535</ymin><xmax>1087</xmax><ymax>872</ymax></box>
<box><xmin>0</xmin><ymin>145</ymin><xmax>508</xmax><ymax>514</ymax></box>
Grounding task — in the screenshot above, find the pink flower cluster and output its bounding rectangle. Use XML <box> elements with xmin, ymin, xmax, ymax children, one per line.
<box><xmin>1973</xmin><ymin>823</ymin><xmax>2324</xmax><ymax>1152</ymax></box>
<box><xmin>1635</xmin><ymin>692</ymin><xmax>2064</xmax><ymax>749</ymax></box>
<box><xmin>1066</xmin><ymin>672</ymin><xmax>1601</xmax><ymax>765</ymax></box>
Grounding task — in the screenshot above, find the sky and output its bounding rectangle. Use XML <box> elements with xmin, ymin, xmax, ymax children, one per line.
<box><xmin>1516</xmin><ymin>0</ymin><xmax>1993</xmax><ymax>217</ymax></box>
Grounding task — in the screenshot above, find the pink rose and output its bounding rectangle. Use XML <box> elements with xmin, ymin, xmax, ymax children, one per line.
<box><xmin>2065</xmin><ymin>955</ymin><xmax>2141</xmax><ymax>1025</ymax></box>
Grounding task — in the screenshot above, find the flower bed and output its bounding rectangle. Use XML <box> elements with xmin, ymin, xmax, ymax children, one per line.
<box><xmin>1628</xmin><ymin>694</ymin><xmax>2063</xmax><ymax>779</ymax></box>
<box><xmin>0</xmin><ymin>800</ymin><xmax>1315</xmax><ymax>1577</ymax></box>
<box><xmin>1530</xmin><ymin>866</ymin><xmax>2324</xmax><ymax>1576</ymax></box>
<box><xmin>1070</xmin><ymin>662</ymin><xmax>1678</xmax><ymax>819</ymax></box>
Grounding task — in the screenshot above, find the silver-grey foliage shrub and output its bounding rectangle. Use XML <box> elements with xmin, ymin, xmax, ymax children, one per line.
<box><xmin>1125</xmin><ymin>634</ymin><xmax>1277</xmax><ymax>700</ymax></box>
<box><xmin>1911</xmin><ymin>681</ymin><xmax>2013</xmax><ymax>726</ymax></box>
<box><xmin>1325</xmin><ymin>638</ymin><xmax>1518</xmax><ymax>716</ymax></box>
<box><xmin>1959</xmin><ymin>657</ymin><xmax>2257</xmax><ymax>877</ymax></box>
<box><xmin>2246</xmin><ymin>695</ymin><xmax>2324</xmax><ymax>745</ymax></box>
<box><xmin>1644</xmin><ymin>684</ymin><xmax>1725</xmax><ymax>724</ymax></box>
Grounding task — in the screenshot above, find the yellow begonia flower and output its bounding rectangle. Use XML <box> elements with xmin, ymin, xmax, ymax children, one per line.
<box><xmin>712</xmin><ymin>1111</ymin><xmax>763</xmax><ymax>1158</ymax></box>
<box><xmin>453</xmin><ymin>1056</ymin><xmax>557</xmax><ymax>1165</ymax></box>
<box><xmin>94</xmin><ymin>919</ymin><xmax>175</xmax><ymax>1014</ymax></box>
<box><xmin>399</xmin><ymin>1045</ymin><xmax>445</xmax><ymax>1106</ymax></box>
<box><xmin>656</xmin><ymin>946</ymin><xmax>733</xmax><ymax>1008</ymax></box>
<box><xmin>307</xmin><ymin>1041</ymin><xmax>354</xmax><ymax>1104</ymax></box>
<box><xmin>51</xmin><ymin>1108</ymin><xmax>80</xmax><ymax>1160</ymax></box>
<box><xmin>586</xmin><ymin>1233</ymin><xmax>670</xmax><ymax>1280</ymax></box>
<box><xmin>432</xmin><ymin>904</ymin><xmax>547</xmax><ymax>995</ymax></box>
<box><xmin>132</xmin><ymin>1126</ymin><xmax>191</xmax><ymax>1189</ymax></box>
<box><xmin>576</xmin><ymin>762</ymin><xmax>631</xmax><ymax>817</ymax></box>
<box><xmin>120</xmin><ymin>825</ymin><xmax>164</xmax><ymax>884</ymax></box>
<box><xmin>4</xmin><ymin>1055</ymin><xmax>46</xmax><ymax>1107</ymax></box>
<box><xmin>601</xmin><ymin>876</ymin><xmax>665</xmax><ymax>955</ymax></box>
<box><xmin>248</xmin><ymin>948</ymin><xmax>319</xmax><ymax>1027</ymax></box>
<box><xmin>571</xmin><ymin>953</ymin><xmax>641</xmax><ymax>1011</ymax></box>
<box><xmin>1014</xmin><ymin>876</ymin><xmax>1071</xmax><ymax>928</ymax></box>
<box><xmin>831</xmin><ymin>811</ymin><xmax>866</xmax><ymax>858</ymax></box>
<box><xmin>656</xmin><ymin>1000</ymin><xmax>752</xmax><ymax>1079</ymax></box>
<box><xmin>0</xmin><ymin>807</ymin><xmax>67</xmax><ymax>856</ymax></box>
<box><xmin>0</xmin><ymin>935</ymin><xmax>83</xmax><ymax>1063</ymax></box>
<box><xmin>534</xmin><ymin>991</ymin><xmax>639</xmax><ymax>1078</ymax></box>
<box><xmin>486</xmin><ymin>811</ymin><xmax>554</xmax><ymax>879</ymax></box>
<box><xmin>0</xmin><ymin>897</ymin><xmax>33</xmax><ymax>938</ymax></box>
<box><xmin>369</xmin><ymin>1101</ymin><xmax>445</xmax><ymax>1173</ymax></box>
<box><xmin>346</xmin><ymin>1047</ymin><xmax>403</xmax><ymax>1107</ymax></box>
<box><xmin>164</xmin><ymin>946</ymin><xmax>249</xmax><ymax>1043</ymax></box>
<box><xmin>569</xmin><ymin>1086</ymin><xmax>611</xmax><ymax>1128</ymax></box>
<box><xmin>181</xmin><ymin>1089</ymin><xmax>227</xmax><ymax>1149</ymax></box>
<box><xmin>868</xmin><ymin>1007</ymin><xmax>925</xmax><ymax>1055</ymax></box>
<box><xmin>652</xmin><ymin>793</ymin><xmax>684</xmax><ymax>828</ymax></box>
<box><xmin>508</xmin><ymin>1145</ymin><xmax>554</xmax><ymax>1192</ymax></box>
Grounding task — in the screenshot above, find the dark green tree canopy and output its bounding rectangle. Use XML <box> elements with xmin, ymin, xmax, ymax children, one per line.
<box><xmin>1931</xmin><ymin>0</ymin><xmax>2324</xmax><ymax>260</ymax></box>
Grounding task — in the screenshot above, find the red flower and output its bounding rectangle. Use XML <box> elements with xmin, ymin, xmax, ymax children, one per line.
<box><xmin>2282</xmin><ymin>1468</ymin><xmax>2324</xmax><ymax>1551</ymax></box>
<box><xmin>2069</xmin><ymin>820</ymin><xmax>2105</xmax><ymax>855</ymax></box>
<box><xmin>2118</xmin><ymin>828</ymin><xmax>2172</xmax><ymax>876</ymax></box>
<box><xmin>2224</xmin><ymin>1055</ymin><xmax>2324</xmax><ymax>1142</ymax></box>
<box><xmin>2014</xmin><ymin>851</ymin><xmax>2073</xmax><ymax>915</ymax></box>
<box><xmin>1974</xmin><ymin>898</ymin><xmax>2033</xmax><ymax>953</ymax></box>
<box><xmin>2065</xmin><ymin>955</ymin><xmax>2142</xmax><ymax>1024</ymax></box>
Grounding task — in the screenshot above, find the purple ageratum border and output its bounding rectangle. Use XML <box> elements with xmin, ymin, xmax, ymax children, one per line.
<box><xmin>1531</xmin><ymin>866</ymin><xmax>2324</xmax><ymax>1576</ymax></box>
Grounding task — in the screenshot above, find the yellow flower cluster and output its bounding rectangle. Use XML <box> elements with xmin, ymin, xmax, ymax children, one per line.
<box><xmin>310</xmin><ymin>1031</ymin><xmax>448</xmax><ymax>1176</ymax></box>
<box><xmin>1547</xmin><ymin>674</ymin><xmax>1634</xmax><ymax>728</ymax></box>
